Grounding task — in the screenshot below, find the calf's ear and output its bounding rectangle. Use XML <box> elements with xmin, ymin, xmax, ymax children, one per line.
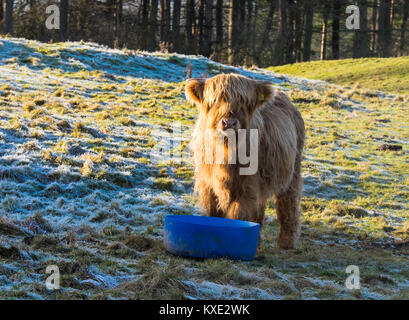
<box><xmin>185</xmin><ymin>79</ymin><xmax>205</xmax><ymax>105</ymax></box>
<box><xmin>255</xmin><ymin>81</ymin><xmax>275</xmax><ymax>107</ymax></box>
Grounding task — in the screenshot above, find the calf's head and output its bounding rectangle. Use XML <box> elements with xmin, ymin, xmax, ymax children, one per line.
<box><xmin>185</xmin><ymin>74</ymin><xmax>274</xmax><ymax>135</ymax></box>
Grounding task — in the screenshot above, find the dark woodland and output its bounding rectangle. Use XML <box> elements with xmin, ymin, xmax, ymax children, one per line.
<box><xmin>1</xmin><ymin>0</ymin><xmax>408</xmax><ymax>66</ymax></box>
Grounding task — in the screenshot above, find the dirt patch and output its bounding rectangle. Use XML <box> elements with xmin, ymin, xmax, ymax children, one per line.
<box><xmin>0</xmin><ymin>245</ymin><xmax>21</xmax><ymax>259</ymax></box>
<box><xmin>124</xmin><ymin>234</ymin><xmax>156</xmax><ymax>251</ymax></box>
<box><xmin>0</xmin><ymin>219</ymin><xmax>29</xmax><ymax>236</ymax></box>
<box><xmin>377</xmin><ymin>144</ymin><xmax>403</xmax><ymax>151</ymax></box>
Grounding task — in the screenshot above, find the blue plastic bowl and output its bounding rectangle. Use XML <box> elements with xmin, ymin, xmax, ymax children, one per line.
<box><xmin>164</xmin><ymin>215</ymin><xmax>260</xmax><ymax>261</ymax></box>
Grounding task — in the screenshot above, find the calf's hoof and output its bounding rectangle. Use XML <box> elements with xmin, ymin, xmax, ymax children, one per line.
<box><xmin>277</xmin><ymin>233</ymin><xmax>297</xmax><ymax>249</ymax></box>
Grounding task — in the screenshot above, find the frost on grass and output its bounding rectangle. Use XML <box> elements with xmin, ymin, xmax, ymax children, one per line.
<box><xmin>0</xmin><ymin>36</ymin><xmax>408</xmax><ymax>300</ymax></box>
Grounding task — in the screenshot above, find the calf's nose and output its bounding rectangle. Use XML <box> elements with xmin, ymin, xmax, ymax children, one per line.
<box><xmin>221</xmin><ymin>118</ymin><xmax>238</xmax><ymax>130</ymax></box>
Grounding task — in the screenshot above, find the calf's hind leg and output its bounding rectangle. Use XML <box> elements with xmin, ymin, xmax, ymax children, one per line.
<box><xmin>275</xmin><ymin>162</ymin><xmax>302</xmax><ymax>249</ymax></box>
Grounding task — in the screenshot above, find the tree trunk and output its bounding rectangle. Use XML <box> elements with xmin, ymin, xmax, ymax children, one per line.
<box><xmin>246</xmin><ymin>0</ymin><xmax>252</xmax><ymax>32</ymax></box>
<box><xmin>400</xmin><ymin>0</ymin><xmax>409</xmax><ymax>55</ymax></box>
<box><xmin>142</xmin><ymin>0</ymin><xmax>149</xmax><ymax>26</ymax></box>
<box><xmin>166</xmin><ymin>0</ymin><xmax>171</xmax><ymax>38</ymax></box>
<box><xmin>228</xmin><ymin>0</ymin><xmax>239</xmax><ymax>64</ymax></box>
<box><xmin>186</xmin><ymin>0</ymin><xmax>196</xmax><ymax>53</ymax></box>
<box><xmin>113</xmin><ymin>0</ymin><xmax>122</xmax><ymax>48</ymax></box>
<box><xmin>378</xmin><ymin>0</ymin><xmax>385</xmax><ymax>55</ymax></box>
<box><xmin>257</xmin><ymin>0</ymin><xmax>275</xmax><ymax>62</ymax></box>
<box><xmin>141</xmin><ymin>0</ymin><xmax>149</xmax><ymax>50</ymax></box>
<box><xmin>371</xmin><ymin>0</ymin><xmax>378</xmax><ymax>53</ymax></box>
<box><xmin>245</xmin><ymin>0</ymin><xmax>253</xmax><ymax>61</ymax></box>
<box><xmin>293</xmin><ymin>0</ymin><xmax>303</xmax><ymax>62</ymax></box>
<box><xmin>273</xmin><ymin>0</ymin><xmax>287</xmax><ymax>65</ymax></box>
<box><xmin>160</xmin><ymin>0</ymin><xmax>170</xmax><ymax>44</ymax></box>
<box><xmin>172</xmin><ymin>0</ymin><xmax>181</xmax><ymax>51</ymax></box>
<box><xmin>263</xmin><ymin>0</ymin><xmax>277</xmax><ymax>39</ymax></box>
<box><xmin>384</xmin><ymin>0</ymin><xmax>392</xmax><ymax>56</ymax></box>
<box><xmin>202</xmin><ymin>0</ymin><xmax>213</xmax><ymax>57</ymax></box>
<box><xmin>149</xmin><ymin>0</ymin><xmax>159</xmax><ymax>51</ymax></box>
<box><xmin>198</xmin><ymin>0</ymin><xmax>204</xmax><ymax>53</ymax></box>
<box><xmin>378</xmin><ymin>0</ymin><xmax>392</xmax><ymax>57</ymax></box>
<box><xmin>332</xmin><ymin>0</ymin><xmax>341</xmax><ymax>59</ymax></box>
<box><xmin>286</xmin><ymin>0</ymin><xmax>296</xmax><ymax>63</ymax></box>
<box><xmin>251</xmin><ymin>0</ymin><xmax>258</xmax><ymax>59</ymax></box>
<box><xmin>281</xmin><ymin>0</ymin><xmax>288</xmax><ymax>63</ymax></box>
<box><xmin>60</xmin><ymin>0</ymin><xmax>68</xmax><ymax>42</ymax></box>
<box><xmin>159</xmin><ymin>0</ymin><xmax>165</xmax><ymax>43</ymax></box>
<box><xmin>353</xmin><ymin>0</ymin><xmax>371</xmax><ymax>57</ymax></box>
<box><xmin>320</xmin><ymin>1</ymin><xmax>330</xmax><ymax>60</ymax></box>
<box><xmin>215</xmin><ymin>0</ymin><xmax>223</xmax><ymax>56</ymax></box>
<box><xmin>0</xmin><ymin>0</ymin><xmax>3</xmax><ymax>34</ymax></box>
<box><xmin>303</xmin><ymin>0</ymin><xmax>313</xmax><ymax>61</ymax></box>
<box><xmin>237</xmin><ymin>0</ymin><xmax>245</xmax><ymax>62</ymax></box>
<box><xmin>27</xmin><ymin>0</ymin><xmax>38</xmax><ymax>40</ymax></box>
<box><xmin>390</xmin><ymin>0</ymin><xmax>394</xmax><ymax>23</ymax></box>
<box><xmin>3</xmin><ymin>0</ymin><xmax>12</xmax><ymax>35</ymax></box>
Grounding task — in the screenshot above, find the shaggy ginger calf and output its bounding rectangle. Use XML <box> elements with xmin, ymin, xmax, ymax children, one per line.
<box><xmin>186</xmin><ymin>74</ymin><xmax>305</xmax><ymax>249</ymax></box>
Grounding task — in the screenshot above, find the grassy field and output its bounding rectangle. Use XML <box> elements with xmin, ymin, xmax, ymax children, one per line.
<box><xmin>269</xmin><ymin>56</ymin><xmax>409</xmax><ymax>94</ymax></box>
<box><xmin>0</xmin><ymin>37</ymin><xmax>408</xmax><ymax>299</ymax></box>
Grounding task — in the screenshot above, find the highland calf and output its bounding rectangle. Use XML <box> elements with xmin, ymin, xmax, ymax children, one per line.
<box><xmin>186</xmin><ymin>74</ymin><xmax>305</xmax><ymax>249</ymax></box>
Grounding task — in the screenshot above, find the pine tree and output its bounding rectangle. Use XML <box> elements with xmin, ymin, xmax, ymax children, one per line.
<box><xmin>332</xmin><ymin>0</ymin><xmax>341</xmax><ymax>59</ymax></box>
<box><xmin>172</xmin><ymin>0</ymin><xmax>181</xmax><ymax>52</ymax></box>
<box><xmin>113</xmin><ymin>0</ymin><xmax>122</xmax><ymax>48</ymax></box>
<box><xmin>273</xmin><ymin>0</ymin><xmax>288</xmax><ymax>65</ymax></box>
<box><xmin>400</xmin><ymin>0</ymin><xmax>409</xmax><ymax>55</ymax></box>
<box><xmin>141</xmin><ymin>0</ymin><xmax>150</xmax><ymax>50</ymax></box>
<box><xmin>60</xmin><ymin>0</ymin><xmax>68</xmax><ymax>42</ymax></box>
<box><xmin>353</xmin><ymin>0</ymin><xmax>371</xmax><ymax>57</ymax></box>
<box><xmin>303</xmin><ymin>0</ymin><xmax>314</xmax><ymax>61</ymax></box>
<box><xmin>3</xmin><ymin>0</ymin><xmax>12</xmax><ymax>35</ymax></box>
<box><xmin>320</xmin><ymin>0</ymin><xmax>330</xmax><ymax>60</ymax></box>
<box><xmin>228</xmin><ymin>0</ymin><xmax>239</xmax><ymax>64</ymax></box>
<box><xmin>378</xmin><ymin>0</ymin><xmax>392</xmax><ymax>57</ymax></box>
<box><xmin>149</xmin><ymin>0</ymin><xmax>159</xmax><ymax>51</ymax></box>
<box><xmin>186</xmin><ymin>0</ymin><xmax>196</xmax><ymax>53</ymax></box>
<box><xmin>203</xmin><ymin>0</ymin><xmax>213</xmax><ymax>57</ymax></box>
<box><xmin>258</xmin><ymin>0</ymin><xmax>276</xmax><ymax>64</ymax></box>
<box><xmin>215</xmin><ymin>0</ymin><xmax>223</xmax><ymax>57</ymax></box>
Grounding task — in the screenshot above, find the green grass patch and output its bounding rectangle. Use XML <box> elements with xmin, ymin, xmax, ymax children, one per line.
<box><xmin>270</xmin><ymin>56</ymin><xmax>409</xmax><ymax>94</ymax></box>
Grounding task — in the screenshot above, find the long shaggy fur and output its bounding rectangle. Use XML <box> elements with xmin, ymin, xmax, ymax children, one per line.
<box><xmin>186</xmin><ymin>74</ymin><xmax>305</xmax><ymax>249</ymax></box>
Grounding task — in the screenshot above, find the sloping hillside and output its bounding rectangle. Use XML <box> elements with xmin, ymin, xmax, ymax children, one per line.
<box><xmin>270</xmin><ymin>56</ymin><xmax>409</xmax><ymax>94</ymax></box>
<box><xmin>0</xmin><ymin>37</ymin><xmax>408</xmax><ymax>300</ymax></box>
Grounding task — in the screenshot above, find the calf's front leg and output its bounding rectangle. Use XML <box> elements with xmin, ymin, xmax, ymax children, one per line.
<box><xmin>226</xmin><ymin>196</ymin><xmax>260</xmax><ymax>223</ymax></box>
